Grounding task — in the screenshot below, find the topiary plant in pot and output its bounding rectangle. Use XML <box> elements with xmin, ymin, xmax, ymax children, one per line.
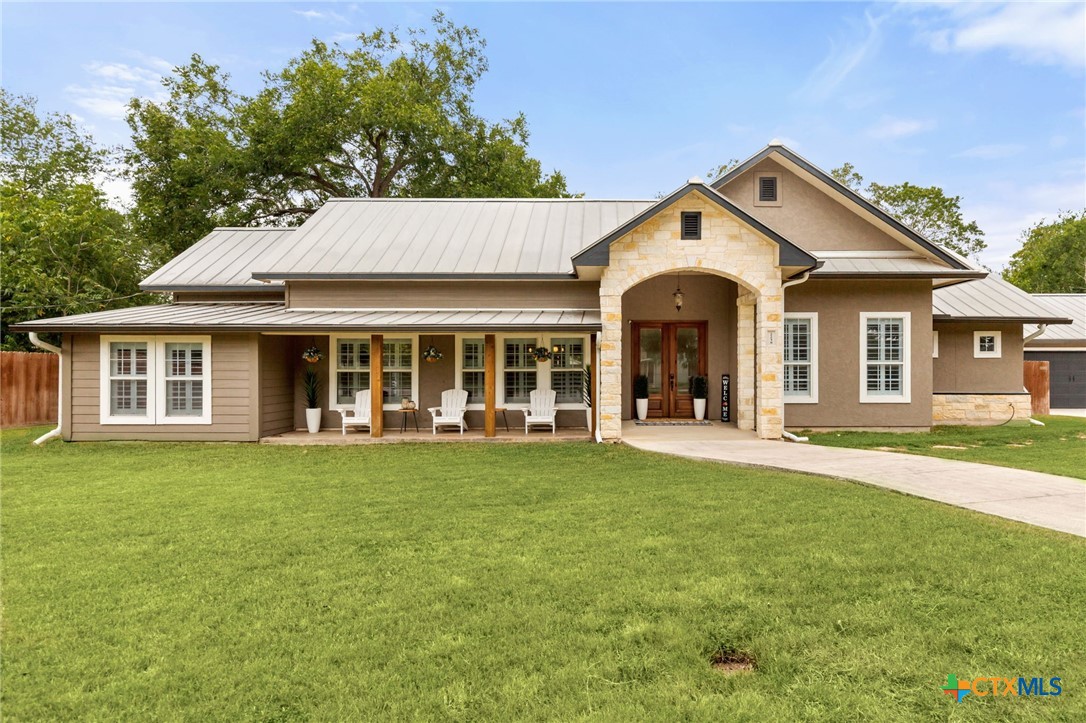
<box><xmin>691</xmin><ymin>375</ymin><xmax>708</xmax><ymax>420</ymax></box>
<box><xmin>303</xmin><ymin>368</ymin><xmax>321</xmax><ymax>433</ymax></box>
<box><xmin>634</xmin><ymin>374</ymin><xmax>650</xmax><ymax>421</ymax></box>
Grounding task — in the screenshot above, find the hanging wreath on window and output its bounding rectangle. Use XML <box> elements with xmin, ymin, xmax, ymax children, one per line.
<box><xmin>302</xmin><ymin>346</ymin><xmax>324</xmax><ymax>364</ymax></box>
<box><xmin>529</xmin><ymin>344</ymin><xmax>552</xmax><ymax>363</ymax></box>
<box><xmin>422</xmin><ymin>337</ymin><xmax>443</xmax><ymax>363</ymax></box>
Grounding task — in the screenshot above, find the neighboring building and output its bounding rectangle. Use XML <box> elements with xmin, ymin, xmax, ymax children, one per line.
<box><xmin>1024</xmin><ymin>294</ymin><xmax>1086</xmax><ymax>410</ymax></box>
<box><xmin>14</xmin><ymin>143</ymin><xmax>1074</xmax><ymax>441</ymax></box>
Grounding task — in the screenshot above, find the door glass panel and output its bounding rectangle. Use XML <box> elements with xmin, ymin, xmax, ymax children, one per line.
<box><xmin>638</xmin><ymin>328</ymin><xmax>662</xmax><ymax>394</ymax></box>
<box><xmin>675</xmin><ymin>327</ymin><xmax>699</xmax><ymax>394</ymax></box>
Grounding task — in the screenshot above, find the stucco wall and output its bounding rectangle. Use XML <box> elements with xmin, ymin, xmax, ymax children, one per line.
<box><xmin>783</xmin><ymin>279</ymin><xmax>934</xmax><ymax>429</ymax></box>
<box><xmin>717</xmin><ymin>159</ymin><xmax>909</xmax><ymax>252</ymax></box>
<box><xmin>68</xmin><ymin>332</ymin><xmax>259</xmax><ymax>441</ymax></box>
<box><xmin>933</xmin><ymin>322</ymin><xmax>1025</xmax><ymax>393</ymax></box>
<box><xmin>619</xmin><ymin>273</ymin><xmax>738</xmax><ymax>420</ymax></box>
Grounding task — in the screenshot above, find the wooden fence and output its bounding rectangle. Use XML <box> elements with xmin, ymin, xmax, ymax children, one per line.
<box><xmin>1</xmin><ymin>351</ymin><xmax>59</xmax><ymax>427</ymax></box>
<box><xmin>1023</xmin><ymin>360</ymin><xmax>1050</xmax><ymax>416</ymax></box>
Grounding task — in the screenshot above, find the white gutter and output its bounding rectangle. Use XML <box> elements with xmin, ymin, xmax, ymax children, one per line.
<box><xmin>28</xmin><ymin>332</ymin><xmax>63</xmax><ymax>445</ymax></box>
<box><xmin>1023</xmin><ymin>324</ymin><xmax>1048</xmax><ymax>344</ymax></box>
<box><xmin>778</xmin><ymin>271</ymin><xmax>813</xmax><ymax>441</ymax></box>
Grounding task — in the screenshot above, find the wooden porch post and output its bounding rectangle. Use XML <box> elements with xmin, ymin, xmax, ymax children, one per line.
<box><xmin>484</xmin><ymin>333</ymin><xmax>496</xmax><ymax>437</ymax></box>
<box><xmin>590</xmin><ymin>333</ymin><xmax>598</xmax><ymax>437</ymax></box>
<box><xmin>370</xmin><ymin>334</ymin><xmax>383</xmax><ymax>438</ymax></box>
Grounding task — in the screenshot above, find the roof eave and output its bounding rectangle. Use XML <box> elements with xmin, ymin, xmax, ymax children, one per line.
<box><xmin>933</xmin><ymin>315</ymin><xmax>1074</xmax><ymax>325</ymax></box>
<box><xmin>251</xmin><ymin>272</ymin><xmax>581</xmax><ymax>282</ymax></box>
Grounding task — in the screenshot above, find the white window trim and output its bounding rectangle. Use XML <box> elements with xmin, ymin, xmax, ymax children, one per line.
<box><xmin>933</xmin><ymin>330</ymin><xmax>939</xmax><ymax>358</ymax></box>
<box><xmin>328</xmin><ymin>333</ymin><xmax>420</xmax><ymax>412</ymax></box>
<box><xmin>859</xmin><ymin>312</ymin><xmax>911</xmax><ymax>404</ymax></box>
<box><xmin>453</xmin><ymin>333</ymin><xmax>590</xmax><ymax>411</ymax></box>
<box><xmin>99</xmin><ymin>335</ymin><xmax>212</xmax><ymax>425</ymax></box>
<box><xmin>453</xmin><ymin>333</ymin><xmax>488</xmax><ymax>410</ymax></box>
<box><xmin>783</xmin><ymin>312</ymin><xmax>818</xmax><ymax>404</ymax></box>
<box><xmin>973</xmin><ymin>330</ymin><xmax>1002</xmax><ymax>359</ymax></box>
<box><xmin>754</xmin><ymin>172</ymin><xmax>782</xmax><ymax>207</ymax></box>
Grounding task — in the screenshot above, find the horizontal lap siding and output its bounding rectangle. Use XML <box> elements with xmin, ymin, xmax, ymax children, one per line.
<box><xmin>69</xmin><ymin>333</ymin><xmax>257</xmax><ymax>441</ymax></box>
<box><xmin>287</xmin><ymin>280</ymin><xmax>601</xmax><ymax>310</ymax></box>
<box><xmin>260</xmin><ymin>335</ymin><xmax>295</xmax><ymax>436</ymax></box>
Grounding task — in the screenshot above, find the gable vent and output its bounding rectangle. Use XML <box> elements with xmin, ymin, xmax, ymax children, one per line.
<box><xmin>681</xmin><ymin>211</ymin><xmax>701</xmax><ymax>240</ymax></box>
<box><xmin>758</xmin><ymin>176</ymin><xmax>778</xmax><ymax>202</ymax></box>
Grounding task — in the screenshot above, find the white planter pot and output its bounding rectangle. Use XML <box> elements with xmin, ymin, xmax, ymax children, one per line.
<box><xmin>305</xmin><ymin>408</ymin><xmax>322</xmax><ymax>434</ymax></box>
<box><xmin>635</xmin><ymin>398</ymin><xmax>649</xmax><ymax>421</ymax></box>
<box><xmin>694</xmin><ymin>398</ymin><xmax>707</xmax><ymax>421</ymax></box>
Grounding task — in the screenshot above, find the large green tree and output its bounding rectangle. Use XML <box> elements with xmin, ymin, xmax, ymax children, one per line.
<box><xmin>0</xmin><ymin>92</ymin><xmax>148</xmax><ymax>350</ymax></box>
<box><xmin>1003</xmin><ymin>211</ymin><xmax>1086</xmax><ymax>293</ymax></box>
<box><xmin>830</xmin><ymin>162</ymin><xmax>986</xmax><ymax>261</ymax></box>
<box><xmin>127</xmin><ymin>12</ymin><xmax>569</xmax><ymax>258</ymax></box>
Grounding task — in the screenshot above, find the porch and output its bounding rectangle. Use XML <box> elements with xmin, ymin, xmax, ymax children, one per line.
<box><xmin>260</xmin><ymin>426</ymin><xmax>593</xmax><ymax>445</ymax></box>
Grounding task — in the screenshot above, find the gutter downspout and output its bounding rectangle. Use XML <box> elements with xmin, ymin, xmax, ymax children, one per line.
<box><xmin>1022</xmin><ymin>324</ymin><xmax>1049</xmax><ymax>426</ymax></box>
<box><xmin>28</xmin><ymin>332</ymin><xmax>63</xmax><ymax>445</ymax></box>
<box><xmin>778</xmin><ymin>271</ymin><xmax>813</xmax><ymax>442</ymax></box>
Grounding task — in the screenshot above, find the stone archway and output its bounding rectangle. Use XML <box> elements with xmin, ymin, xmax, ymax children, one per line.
<box><xmin>596</xmin><ymin>195</ymin><xmax>784</xmax><ymax>440</ymax></box>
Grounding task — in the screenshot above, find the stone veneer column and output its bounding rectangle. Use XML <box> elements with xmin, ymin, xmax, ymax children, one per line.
<box><xmin>599</xmin><ymin>290</ymin><xmax>624</xmax><ymax>441</ymax></box>
<box><xmin>754</xmin><ymin>287</ymin><xmax>784</xmax><ymax>439</ymax></box>
<box><xmin>736</xmin><ymin>292</ymin><xmax>756</xmax><ymax>431</ymax></box>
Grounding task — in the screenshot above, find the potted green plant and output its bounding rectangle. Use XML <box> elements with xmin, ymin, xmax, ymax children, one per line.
<box><xmin>691</xmin><ymin>375</ymin><xmax>708</xmax><ymax>421</ymax></box>
<box><xmin>634</xmin><ymin>374</ymin><xmax>649</xmax><ymax>421</ymax></box>
<box><xmin>301</xmin><ymin>347</ymin><xmax>324</xmax><ymax>434</ymax></box>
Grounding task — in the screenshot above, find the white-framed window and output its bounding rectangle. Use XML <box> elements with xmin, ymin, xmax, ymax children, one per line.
<box><xmin>754</xmin><ymin>172</ymin><xmax>782</xmax><ymax>207</ymax></box>
<box><xmin>453</xmin><ymin>333</ymin><xmax>591</xmax><ymax>410</ymax></box>
<box><xmin>933</xmin><ymin>330</ymin><xmax>939</xmax><ymax>358</ymax></box>
<box><xmin>550</xmin><ymin>337</ymin><xmax>587</xmax><ymax>405</ymax></box>
<box><xmin>99</xmin><ymin>335</ymin><xmax>211</xmax><ymax>424</ymax></box>
<box><xmin>859</xmin><ymin>312</ymin><xmax>911</xmax><ymax>404</ymax></box>
<box><xmin>502</xmin><ymin>337</ymin><xmax>538</xmax><ymax>406</ymax></box>
<box><xmin>783</xmin><ymin>313</ymin><xmax>818</xmax><ymax>403</ymax></box>
<box><xmin>460</xmin><ymin>338</ymin><xmax>485</xmax><ymax>407</ymax></box>
<box><xmin>974</xmin><ymin>331</ymin><xmax>1002</xmax><ymax>358</ymax></box>
<box><xmin>328</xmin><ymin>334</ymin><xmax>419</xmax><ymax>411</ymax></box>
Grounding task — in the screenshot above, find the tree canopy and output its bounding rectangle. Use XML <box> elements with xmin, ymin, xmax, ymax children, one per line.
<box><xmin>830</xmin><ymin>162</ymin><xmax>986</xmax><ymax>261</ymax></box>
<box><xmin>1003</xmin><ymin>211</ymin><xmax>1086</xmax><ymax>293</ymax></box>
<box><xmin>126</xmin><ymin>12</ymin><xmax>569</xmax><ymax>258</ymax></box>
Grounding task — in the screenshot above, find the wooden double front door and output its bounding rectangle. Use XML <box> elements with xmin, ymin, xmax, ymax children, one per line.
<box><xmin>632</xmin><ymin>321</ymin><xmax>707</xmax><ymax>418</ymax></box>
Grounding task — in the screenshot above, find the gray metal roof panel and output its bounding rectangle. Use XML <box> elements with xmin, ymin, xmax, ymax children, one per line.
<box><xmin>13</xmin><ymin>304</ymin><xmax>602</xmax><ymax>333</ymax></box>
<box><xmin>1027</xmin><ymin>295</ymin><xmax>1086</xmax><ymax>341</ymax></box>
<box><xmin>253</xmin><ymin>199</ymin><xmax>656</xmax><ymax>279</ymax></box>
<box><xmin>813</xmin><ymin>257</ymin><xmax>984</xmax><ymax>277</ymax></box>
<box><xmin>933</xmin><ymin>277</ymin><xmax>1074</xmax><ymax>323</ymax></box>
<box><xmin>141</xmin><ymin>228</ymin><xmax>296</xmax><ymax>290</ymax></box>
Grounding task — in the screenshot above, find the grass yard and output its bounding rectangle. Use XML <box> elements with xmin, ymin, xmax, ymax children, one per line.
<box><xmin>804</xmin><ymin>415</ymin><xmax>1086</xmax><ymax>480</ymax></box>
<box><xmin>2</xmin><ymin>426</ymin><xmax>1084</xmax><ymax>721</ymax></box>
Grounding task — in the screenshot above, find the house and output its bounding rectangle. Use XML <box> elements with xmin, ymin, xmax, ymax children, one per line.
<box><xmin>1024</xmin><ymin>294</ymin><xmax>1086</xmax><ymax>411</ymax></box>
<box><xmin>15</xmin><ymin>143</ymin><xmax>1074</xmax><ymax>441</ymax></box>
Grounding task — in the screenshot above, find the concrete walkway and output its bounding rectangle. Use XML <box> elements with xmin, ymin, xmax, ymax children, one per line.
<box><xmin>624</xmin><ymin>436</ymin><xmax>1086</xmax><ymax>538</ymax></box>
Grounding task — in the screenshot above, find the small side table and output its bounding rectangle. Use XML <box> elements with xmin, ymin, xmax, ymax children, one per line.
<box><xmin>494</xmin><ymin>408</ymin><xmax>511</xmax><ymax>432</ymax></box>
<box><xmin>398</xmin><ymin>408</ymin><xmax>420</xmax><ymax>433</ymax></box>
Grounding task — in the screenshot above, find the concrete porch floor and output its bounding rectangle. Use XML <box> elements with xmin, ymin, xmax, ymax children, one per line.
<box><xmin>621</xmin><ymin>420</ymin><xmax>757</xmax><ymax>442</ymax></box>
<box><xmin>261</xmin><ymin>426</ymin><xmax>594</xmax><ymax>445</ymax></box>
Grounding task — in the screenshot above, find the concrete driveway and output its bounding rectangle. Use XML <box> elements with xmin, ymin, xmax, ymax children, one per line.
<box><xmin>624</xmin><ymin>436</ymin><xmax>1086</xmax><ymax>538</ymax></box>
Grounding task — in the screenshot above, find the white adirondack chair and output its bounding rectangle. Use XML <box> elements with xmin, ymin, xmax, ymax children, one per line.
<box><xmin>338</xmin><ymin>390</ymin><xmax>372</xmax><ymax>435</ymax></box>
<box><xmin>428</xmin><ymin>389</ymin><xmax>469</xmax><ymax>435</ymax></box>
<box><xmin>524</xmin><ymin>389</ymin><xmax>557</xmax><ymax>434</ymax></box>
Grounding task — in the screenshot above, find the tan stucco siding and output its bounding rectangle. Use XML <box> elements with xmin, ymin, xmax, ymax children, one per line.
<box><xmin>718</xmin><ymin>159</ymin><xmax>910</xmax><ymax>253</ymax></box>
<box><xmin>784</xmin><ymin>279</ymin><xmax>933</xmax><ymax>428</ymax></box>
<box><xmin>933</xmin><ymin>322</ymin><xmax>1025</xmax><ymax>393</ymax></box>
<box><xmin>620</xmin><ymin>273</ymin><xmax>738</xmax><ymax>420</ymax></box>
<box><xmin>287</xmin><ymin>280</ymin><xmax>601</xmax><ymax>310</ymax></box>
<box><xmin>69</xmin><ymin>333</ymin><xmax>258</xmax><ymax>441</ymax></box>
<box><xmin>260</xmin><ymin>335</ymin><xmax>295</xmax><ymax>436</ymax></box>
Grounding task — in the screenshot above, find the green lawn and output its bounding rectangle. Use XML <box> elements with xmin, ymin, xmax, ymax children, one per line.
<box><xmin>3</xmin><ymin>426</ymin><xmax>1084</xmax><ymax>721</ymax></box>
<box><xmin>803</xmin><ymin>415</ymin><xmax>1086</xmax><ymax>480</ymax></box>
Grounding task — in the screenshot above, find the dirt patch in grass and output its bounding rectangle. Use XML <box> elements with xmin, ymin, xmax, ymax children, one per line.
<box><xmin>709</xmin><ymin>646</ymin><xmax>755</xmax><ymax>675</ymax></box>
<box><xmin>874</xmin><ymin>446</ymin><xmax>907</xmax><ymax>452</ymax></box>
<box><xmin>932</xmin><ymin>445</ymin><xmax>968</xmax><ymax>450</ymax></box>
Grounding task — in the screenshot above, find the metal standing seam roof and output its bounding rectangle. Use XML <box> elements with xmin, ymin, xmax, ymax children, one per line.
<box><xmin>141</xmin><ymin>228</ymin><xmax>297</xmax><ymax>291</ymax></box>
<box><xmin>812</xmin><ymin>257</ymin><xmax>986</xmax><ymax>278</ymax></box>
<box><xmin>932</xmin><ymin>276</ymin><xmax>1074</xmax><ymax>324</ymax></box>
<box><xmin>1026</xmin><ymin>295</ymin><xmax>1086</xmax><ymax>342</ymax></box>
<box><xmin>250</xmin><ymin>198</ymin><xmax>656</xmax><ymax>279</ymax></box>
<box><xmin>12</xmin><ymin>304</ymin><xmax>603</xmax><ymax>333</ymax></box>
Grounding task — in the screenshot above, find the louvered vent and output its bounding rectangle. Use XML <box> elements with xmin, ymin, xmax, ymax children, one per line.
<box><xmin>681</xmin><ymin>212</ymin><xmax>701</xmax><ymax>240</ymax></box>
<box><xmin>758</xmin><ymin>176</ymin><xmax>778</xmax><ymax>202</ymax></box>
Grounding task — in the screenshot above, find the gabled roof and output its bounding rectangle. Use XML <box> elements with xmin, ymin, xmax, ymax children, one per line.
<box><xmin>252</xmin><ymin>198</ymin><xmax>655</xmax><ymax>280</ymax></box>
<box><xmin>711</xmin><ymin>143</ymin><xmax>972</xmax><ymax>271</ymax></box>
<box><xmin>812</xmin><ymin>255</ymin><xmax>986</xmax><ymax>279</ymax></box>
<box><xmin>932</xmin><ymin>276</ymin><xmax>1074</xmax><ymax>324</ymax></box>
<box><xmin>141</xmin><ymin>228</ymin><xmax>296</xmax><ymax>291</ymax></box>
<box><xmin>571</xmin><ymin>182</ymin><xmax>818</xmax><ymax>269</ymax></box>
<box><xmin>1026</xmin><ymin>295</ymin><xmax>1086</xmax><ymax>343</ymax></box>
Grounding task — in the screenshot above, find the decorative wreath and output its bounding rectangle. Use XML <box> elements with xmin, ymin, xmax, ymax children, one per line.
<box><xmin>529</xmin><ymin>345</ymin><xmax>552</xmax><ymax>363</ymax></box>
<box><xmin>301</xmin><ymin>346</ymin><xmax>324</xmax><ymax>363</ymax></box>
<box><xmin>422</xmin><ymin>345</ymin><xmax>444</xmax><ymax>362</ymax></box>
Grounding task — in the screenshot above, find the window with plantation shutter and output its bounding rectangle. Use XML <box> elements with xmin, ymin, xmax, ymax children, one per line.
<box><xmin>783</xmin><ymin>313</ymin><xmax>818</xmax><ymax>403</ymax></box>
<box><xmin>860</xmin><ymin>312</ymin><xmax>911</xmax><ymax>403</ymax></box>
<box><xmin>680</xmin><ymin>212</ymin><xmax>701</xmax><ymax>240</ymax></box>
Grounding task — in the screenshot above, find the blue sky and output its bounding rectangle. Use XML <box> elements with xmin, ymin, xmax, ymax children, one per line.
<box><xmin>3</xmin><ymin>1</ymin><xmax>1084</xmax><ymax>269</ymax></box>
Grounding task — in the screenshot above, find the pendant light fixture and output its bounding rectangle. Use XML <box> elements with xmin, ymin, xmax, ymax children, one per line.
<box><xmin>673</xmin><ymin>273</ymin><xmax>685</xmax><ymax>312</ymax></box>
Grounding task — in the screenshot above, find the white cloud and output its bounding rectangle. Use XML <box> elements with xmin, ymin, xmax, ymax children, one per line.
<box><xmin>953</xmin><ymin>143</ymin><xmax>1025</xmax><ymax>160</ymax></box>
<box><xmin>796</xmin><ymin>11</ymin><xmax>885</xmax><ymax>102</ymax></box>
<box><xmin>294</xmin><ymin>9</ymin><xmax>347</xmax><ymax>23</ymax></box>
<box><xmin>867</xmin><ymin>116</ymin><xmax>936</xmax><ymax>140</ymax></box>
<box><xmin>66</xmin><ymin>57</ymin><xmax>171</xmax><ymax>121</ymax></box>
<box><xmin>912</xmin><ymin>2</ymin><xmax>1085</xmax><ymax>70</ymax></box>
